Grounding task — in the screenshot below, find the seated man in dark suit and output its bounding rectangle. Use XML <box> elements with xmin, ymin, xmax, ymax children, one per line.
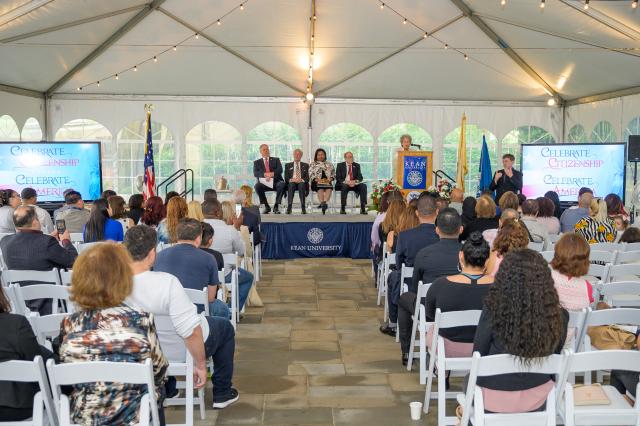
<box><xmin>335</xmin><ymin>151</ymin><xmax>367</xmax><ymax>215</ymax></box>
<box><xmin>380</xmin><ymin>193</ymin><xmax>439</xmax><ymax>337</ymax></box>
<box><xmin>283</xmin><ymin>149</ymin><xmax>309</xmax><ymax>215</ymax></box>
<box><xmin>0</xmin><ymin>205</ymin><xmax>77</xmax><ymax>314</ymax></box>
<box><xmin>397</xmin><ymin>207</ymin><xmax>463</xmax><ymax>365</ymax></box>
<box><xmin>253</xmin><ymin>144</ymin><xmax>285</xmax><ymax>214</ymax></box>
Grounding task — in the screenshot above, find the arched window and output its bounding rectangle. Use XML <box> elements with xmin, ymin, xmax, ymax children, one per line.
<box><xmin>247</xmin><ymin>122</ymin><xmax>302</xmax><ymax>174</ymax></box>
<box><xmin>21</xmin><ymin>117</ymin><xmax>42</xmax><ymax>141</ymax></box>
<box><xmin>186</xmin><ymin>121</ymin><xmax>243</xmax><ymax>197</ymax></box>
<box><xmin>624</xmin><ymin>116</ymin><xmax>640</xmax><ymax>141</ymax></box>
<box><xmin>502</xmin><ymin>126</ymin><xmax>555</xmax><ymax>160</ymax></box>
<box><xmin>55</xmin><ymin>119</ymin><xmax>114</xmax><ymax>191</ymax></box>
<box><xmin>116</xmin><ymin>120</ymin><xmax>175</xmax><ymax>196</ymax></box>
<box><xmin>318</xmin><ymin>123</ymin><xmax>374</xmax><ymax>183</ymax></box>
<box><xmin>378</xmin><ymin>123</ymin><xmax>432</xmax><ymax>180</ymax></box>
<box><xmin>443</xmin><ymin>125</ymin><xmax>498</xmax><ymax>195</ymax></box>
<box><xmin>591</xmin><ymin>121</ymin><xmax>617</xmax><ymax>143</ymax></box>
<box><xmin>568</xmin><ymin>124</ymin><xmax>588</xmax><ymax>143</ymax></box>
<box><xmin>0</xmin><ymin>115</ymin><xmax>20</xmax><ymax>140</ymax></box>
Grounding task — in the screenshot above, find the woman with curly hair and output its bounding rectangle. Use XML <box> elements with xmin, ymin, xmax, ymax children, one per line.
<box><xmin>473</xmin><ymin>249</ymin><xmax>568</xmax><ymax>413</ymax></box>
<box><xmin>486</xmin><ymin>218</ymin><xmax>529</xmax><ymax>276</ymax></box>
<box><xmin>157</xmin><ymin>196</ymin><xmax>188</xmax><ymax>244</ymax></box>
<box><xmin>140</xmin><ymin>196</ymin><xmax>165</xmax><ymax>228</ymax></box>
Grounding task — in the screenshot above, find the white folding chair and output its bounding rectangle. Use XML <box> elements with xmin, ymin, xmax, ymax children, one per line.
<box><xmin>28</xmin><ymin>313</ymin><xmax>70</xmax><ymax>349</ymax></box>
<box><xmin>376</xmin><ymin>243</ymin><xmax>389</xmax><ymax>306</ymax></box>
<box><xmin>548</xmin><ymin>234</ymin><xmax>563</xmax><ymax>247</ymax></box>
<box><xmin>424</xmin><ymin>309</ymin><xmax>482</xmax><ymax>425</ymax></box>
<box><xmin>616</xmin><ymin>250</ymin><xmax>640</xmax><ymax>265</ymax></box>
<box><xmin>600</xmin><ymin>281</ymin><xmax>640</xmax><ymax>308</ymax></box>
<box><xmin>540</xmin><ymin>250</ymin><xmax>554</xmax><ymax>263</ymax></box>
<box><xmin>68</xmin><ymin>233</ymin><xmax>83</xmax><ymax>243</ymax></box>
<box><xmin>0</xmin><ymin>356</ymin><xmax>57</xmax><ymax>426</ymax></box>
<box><xmin>407</xmin><ymin>282</ymin><xmax>431</xmax><ymax>375</ymax></box>
<box><xmin>396</xmin><ymin>264</ymin><xmax>414</xmax><ymax>342</ymax></box>
<box><xmin>46</xmin><ymin>358</ymin><xmax>160</xmax><ymax>426</ymax></box>
<box><xmin>3</xmin><ymin>269</ymin><xmax>61</xmax><ymax>287</ymax></box>
<box><xmin>458</xmin><ymin>352</ymin><xmax>566</xmax><ymax>426</ymax></box>
<box><xmin>58</xmin><ymin>270</ymin><xmax>72</xmax><ymax>286</ymax></box>
<box><xmin>154</xmin><ymin>315</ymin><xmax>205</xmax><ymax>424</ymax></box>
<box><xmin>590</xmin><ymin>242</ymin><xmax>622</xmax><ymax>252</ymax></box>
<box><xmin>589</xmin><ymin>250</ymin><xmax>618</xmax><ymax>265</ymax></box>
<box><xmin>184</xmin><ymin>287</ymin><xmax>210</xmax><ymax>316</ymax></box>
<box><xmin>528</xmin><ymin>241</ymin><xmax>544</xmax><ymax>252</ymax></box>
<box><xmin>249</xmin><ymin>232</ymin><xmax>260</xmax><ymax>280</ymax></box>
<box><xmin>0</xmin><ymin>232</ymin><xmax>13</xmax><ymax>241</ymax></box>
<box><xmin>382</xmin><ymin>252</ymin><xmax>396</xmax><ymax>322</ymax></box>
<box><xmin>587</xmin><ymin>263</ymin><xmax>611</xmax><ymax>283</ymax></box>
<box><xmin>12</xmin><ymin>283</ymin><xmax>74</xmax><ymax>316</ymax></box>
<box><xmin>562</xmin><ymin>350</ymin><xmax>640</xmax><ymax>426</ymax></box>
<box><xmin>607</xmin><ymin>264</ymin><xmax>640</xmax><ymax>283</ymax></box>
<box><xmin>566</xmin><ymin>309</ymin><xmax>588</xmax><ymax>352</ymax></box>
<box><xmin>222</xmin><ymin>253</ymin><xmax>240</xmax><ymax>325</ymax></box>
<box><xmin>624</xmin><ymin>242</ymin><xmax>640</xmax><ymax>252</ymax></box>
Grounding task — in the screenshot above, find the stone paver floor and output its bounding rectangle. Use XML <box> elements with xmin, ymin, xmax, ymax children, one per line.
<box><xmin>166</xmin><ymin>258</ymin><xmax>453</xmax><ymax>425</ymax></box>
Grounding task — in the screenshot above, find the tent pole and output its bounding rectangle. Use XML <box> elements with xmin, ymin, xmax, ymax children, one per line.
<box><xmin>43</xmin><ymin>96</ymin><xmax>49</xmax><ymax>140</ymax></box>
<box><xmin>307</xmin><ymin>103</ymin><xmax>313</xmax><ymax>162</ymax></box>
<box><xmin>561</xmin><ymin>103</ymin><xmax>566</xmax><ymax>143</ymax></box>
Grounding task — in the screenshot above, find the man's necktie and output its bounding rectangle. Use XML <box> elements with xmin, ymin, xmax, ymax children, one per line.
<box><xmin>264</xmin><ymin>158</ymin><xmax>270</xmax><ymax>173</ymax></box>
<box><xmin>294</xmin><ymin>162</ymin><xmax>301</xmax><ymax>179</ymax></box>
<box><xmin>348</xmin><ymin>164</ymin><xmax>353</xmax><ymax>181</ymax></box>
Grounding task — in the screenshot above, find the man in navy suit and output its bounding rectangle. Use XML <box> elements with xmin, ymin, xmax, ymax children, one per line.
<box><xmin>335</xmin><ymin>151</ymin><xmax>367</xmax><ymax>214</ymax></box>
<box><xmin>283</xmin><ymin>149</ymin><xmax>309</xmax><ymax>214</ymax></box>
<box><xmin>253</xmin><ymin>144</ymin><xmax>285</xmax><ymax>214</ymax></box>
<box><xmin>380</xmin><ymin>192</ymin><xmax>439</xmax><ymax>337</ymax></box>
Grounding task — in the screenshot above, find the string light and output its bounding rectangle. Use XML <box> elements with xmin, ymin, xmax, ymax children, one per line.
<box><xmin>500</xmin><ymin>0</ymin><xmax>506</xmax><ymax>5</ymax></box>
<box><xmin>115</xmin><ymin>74</ymin><xmax>119</xmax><ymax>80</ymax></box>
<box><xmin>153</xmin><ymin>56</ymin><xmax>157</xmax><ymax>62</ymax></box>
<box><xmin>173</xmin><ymin>45</ymin><xmax>177</xmax><ymax>51</ymax></box>
<box><xmin>240</xmin><ymin>3</ymin><xmax>244</xmax><ymax>10</ymax></box>
<box><xmin>133</xmin><ymin>65</ymin><xmax>138</xmax><ymax>71</ymax></box>
<box><xmin>633</xmin><ymin>0</ymin><xmax>638</xmax><ymax>9</ymax></box>
<box><xmin>540</xmin><ymin>0</ymin><xmax>545</xmax><ymax>9</ymax></box>
<box><xmin>195</xmin><ymin>33</ymin><xmax>199</xmax><ymax>39</ymax></box>
<box><xmin>423</xmin><ymin>32</ymin><xmax>428</xmax><ymax>38</ymax></box>
<box><xmin>76</xmin><ymin>87</ymin><xmax>80</xmax><ymax>91</ymax></box>
<box><xmin>217</xmin><ymin>19</ymin><xmax>221</xmax><ymax>25</ymax></box>
<box><xmin>403</xmin><ymin>18</ymin><xmax>407</xmax><ymax>24</ymax></box>
<box><xmin>547</xmin><ymin>97</ymin><xmax>557</xmax><ymax>106</ymax></box>
<box><xmin>96</xmin><ymin>81</ymin><xmax>100</xmax><ymax>87</ymax></box>
<box><xmin>444</xmin><ymin>43</ymin><xmax>448</xmax><ymax>49</ymax></box>
<box><xmin>380</xmin><ymin>2</ymin><xmax>385</xmax><ymax>9</ymax></box>
<box><xmin>584</xmin><ymin>0</ymin><xmax>589</xmax><ymax>10</ymax></box>
<box><xmin>464</xmin><ymin>54</ymin><xmax>469</xmax><ymax>60</ymax></box>
<box><xmin>305</xmin><ymin>92</ymin><xmax>314</xmax><ymax>101</ymax></box>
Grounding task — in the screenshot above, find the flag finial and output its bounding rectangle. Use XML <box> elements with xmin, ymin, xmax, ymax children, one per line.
<box><xmin>144</xmin><ymin>103</ymin><xmax>154</xmax><ymax>113</ymax></box>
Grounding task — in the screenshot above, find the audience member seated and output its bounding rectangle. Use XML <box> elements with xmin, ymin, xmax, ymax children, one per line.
<box><xmin>498</xmin><ymin>191</ymin><xmax>519</xmax><ymax>213</ymax></box>
<box><xmin>619</xmin><ymin>227</ymin><xmax>640</xmax><ymax>243</ymax></box>
<box><xmin>233</xmin><ymin>189</ymin><xmax>261</xmax><ymax>247</ymax></box>
<box><xmin>417</xmin><ymin>232</ymin><xmax>493</xmax><ymax>365</ymax></box>
<box><xmin>520</xmin><ymin>199</ymin><xmax>549</xmax><ymax>246</ymax></box>
<box><xmin>124</xmin><ymin>225</ymin><xmax>238</xmax><ymax>409</ymax></box>
<box><xmin>610</xmin><ymin>334</ymin><xmax>640</xmax><ymax>401</ymax></box>
<box><xmin>100</xmin><ymin>189</ymin><xmax>116</xmax><ymax>199</ymax></box>
<box><xmin>605</xmin><ymin>193</ymin><xmax>629</xmax><ymax>237</ymax></box>
<box><xmin>52</xmin><ymin>188</ymin><xmax>75</xmax><ymax>220</ymax></box>
<box><xmin>0</xmin><ymin>206</ymin><xmax>76</xmax><ymax>314</ymax></box>
<box><xmin>21</xmin><ymin>187</ymin><xmax>53</xmax><ymax>234</ymax></box>
<box><xmin>536</xmin><ymin>196</ymin><xmax>561</xmax><ymax>235</ymax></box>
<box><xmin>575</xmin><ymin>198</ymin><xmax>617</xmax><ymax>244</ymax></box>
<box><xmin>128</xmin><ymin>194</ymin><xmax>145</xmax><ymax>225</ymax></box>
<box><xmin>141</xmin><ymin>196</ymin><xmax>165</xmax><ymax>228</ymax></box>
<box><xmin>550</xmin><ymin>234</ymin><xmax>594</xmax><ymax>311</ymax></box>
<box><xmin>309</xmin><ymin>148</ymin><xmax>335</xmax><ymax>215</ymax></box>
<box><xmin>58</xmin><ymin>243</ymin><xmax>169</xmax><ymax>425</ymax></box>
<box><xmin>448</xmin><ymin>188</ymin><xmax>464</xmax><ymax>215</ymax></box>
<box><xmin>461</xmin><ymin>197</ymin><xmax>477</xmax><ymax>227</ymax></box>
<box><xmin>545</xmin><ymin>190</ymin><xmax>563</xmax><ymax>219</ymax></box>
<box><xmin>157</xmin><ymin>196</ymin><xmax>188</xmax><ymax>244</ymax></box>
<box><xmin>200</xmin><ymin>222</ymin><xmax>224</xmax><ymax>272</ymax></box>
<box><xmin>371</xmin><ymin>191</ymin><xmax>403</xmax><ymax>278</ymax></box>
<box><xmin>187</xmin><ymin>200</ymin><xmax>204</xmax><ymax>221</ymax></box>
<box><xmin>202</xmin><ymin>199</ymin><xmax>253</xmax><ymax>311</ymax></box>
<box><xmin>486</xmin><ymin>218</ymin><xmax>529</xmax><ymax>277</ymax></box>
<box><xmin>0</xmin><ymin>286</ymin><xmax>55</xmax><ymax>422</ymax></box>
<box><xmin>83</xmin><ymin>198</ymin><xmax>123</xmax><ymax>242</ymax></box>
<box><xmin>380</xmin><ymin>199</ymin><xmax>405</xmax><ymax>252</ymax></box>
<box><xmin>239</xmin><ymin>185</ymin><xmax>261</xmax><ymax>219</ymax></box>
<box><xmin>108</xmin><ymin>195</ymin><xmax>135</xmax><ymax>234</ymax></box>
<box><xmin>560</xmin><ymin>187</ymin><xmax>593</xmax><ymax>233</ymax></box>
<box><xmin>165</xmin><ymin>191</ymin><xmax>180</xmax><ymax>205</ymax></box>
<box><xmin>55</xmin><ymin>191</ymin><xmax>90</xmax><ymax>234</ymax></box>
<box><xmin>154</xmin><ymin>218</ymin><xmax>230</xmax><ymax>319</ymax></box>
<box><xmin>459</xmin><ymin>195</ymin><xmax>498</xmax><ymax>242</ymax></box>
<box><xmin>204</xmin><ymin>188</ymin><xmax>217</xmax><ymax>202</ymax></box>
<box><xmin>380</xmin><ymin>194</ymin><xmax>439</xmax><ymax>337</ymax></box>
<box><xmin>482</xmin><ymin>208</ymin><xmax>519</xmax><ymax>248</ymax></box>
<box><xmin>0</xmin><ymin>189</ymin><xmax>20</xmax><ymax>234</ymax></box>
<box><xmin>472</xmin><ymin>249</ymin><xmax>568</xmax><ymax>414</ymax></box>
<box><xmin>397</xmin><ymin>208</ymin><xmax>463</xmax><ymax>362</ymax></box>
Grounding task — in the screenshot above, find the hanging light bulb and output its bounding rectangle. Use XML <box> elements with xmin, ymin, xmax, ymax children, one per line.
<box><xmin>76</xmin><ymin>87</ymin><xmax>81</xmax><ymax>91</ymax></box>
<box><xmin>584</xmin><ymin>0</ymin><xmax>589</xmax><ymax>9</ymax></box>
<box><xmin>633</xmin><ymin>0</ymin><xmax>638</xmax><ymax>9</ymax></box>
<box><xmin>313</xmin><ymin>14</ymin><xmax>317</xmax><ymax>20</ymax></box>
<box><xmin>423</xmin><ymin>32</ymin><xmax>428</xmax><ymax>38</ymax></box>
<box><xmin>115</xmin><ymin>74</ymin><xmax>119</xmax><ymax>80</ymax></box>
<box><xmin>153</xmin><ymin>56</ymin><xmax>158</xmax><ymax>62</ymax></box>
<box><xmin>133</xmin><ymin>65</ymin><xmax>138</xmax><ymax>72</ymax></box>
<box><xmin>403</xmin><ymin>18</ymin><xmax>407</xmax><ymax>24</ymax></box>
<box><xmin>217</xmin><ymin>19</ymin><xmax>221</xmax><ymax>25</ymax></box>
<box><xmin>311</xmin><ymin>34</ymin><xmax>314</xmax><ymax>41</ymax></box>
<box><xmin>305</xmin><ymin>92</ymin><xmax>315</xmax><ymax>102</ymax></box>
<box><xmin>173</xmin><ymin>45</ymin><xmax>177</xmax><ymax>51</ymax></box>
<box><xmin>547</xmin><ymin>97</ymin><xmax>557</xmax><ymax>106</ymax></box>
<box><xmin>195</xmin><ymin>33</ymin><xmax>199</xmax><ymax>39</ymax></box>
<box><xmin>444</xmin><ymin>43</ymin><xmax>448</xmax><ymax>49</ymax></box>
<box><xmin>464</xmin><ymin>54</ymin><xmax>469</xmax><ymax>60</ymax></box>
<box><xmin>240</xmin><ymin>3</ymin><xmax>244</xmax><ymax>10</ymax></box>
<box><xmin>540</xmin><ymin>0</ymin><xmax>545</xmax><ymax>9</ymax></box>
<box><xmin>380</xmin><ymin>2</ymin><xmax>385</xmax><ymax>9</ymax></box>
<box><xmin>500</xmin><ymin>0</ymin><xmax>506</xmax><ymax>5</ymax></box>
<box><xmin>97</xmin><ymin>81</ymin><xmax>100</xmax><ymax>87</ymax></box>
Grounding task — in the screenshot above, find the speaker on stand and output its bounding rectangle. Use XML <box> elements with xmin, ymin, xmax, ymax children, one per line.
<box><xmin>629</xmin><ymin>135</ymin><xmax>640</xmax><ymax>224</ymax></box>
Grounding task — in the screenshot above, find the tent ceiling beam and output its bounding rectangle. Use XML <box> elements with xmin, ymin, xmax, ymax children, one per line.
<box><xmin>478</xmin><ymin>13</ymin><xmax>640</xmax><ymax>60</ymax></box>
<box><xmin>0</xmin><ymin>0</ymin><xmax>54</xmax><ymax>28</ymax></box>
<box><xmin>0</xmin><ymin>83</ymin><xmax>44</xmax><ymax>98</ymax></box>
<box><xmin>158</xmin><ymin>7</ymin><xmax>303</xmax><ymax>95</ymax></box>
<box><xmin>0</xmin><ymin>5</ymin><xmax>147</xmax><ymax>44</ymax></box>
<box><xmin>315</xmin><ymin>13</ymin><xmax>464</xmax><ymax>96</ymax></box>
<box><xmin>565</xmin><ymin>84</ymin><xmax>640</xmax><ymax>106</ymax></box>
<box><xmin>45</xmin><ymin>0</ymin><xmax>167</xmax><ymax>97</ymax></box>
<box><xmin>448</xmin><ymin>0</ymin><xmax>562</xmax><ymax>101</ymax></box>
<box><xmin>557</xmin><ymin>0</ymin><xmax>640</xmax><ymax>40</ymax></box>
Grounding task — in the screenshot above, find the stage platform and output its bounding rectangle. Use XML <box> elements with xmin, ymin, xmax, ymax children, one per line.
<box><xmin>260</xmin><ymin>213</ymin><xmax>374</xmax><ymax>260</ymax></box>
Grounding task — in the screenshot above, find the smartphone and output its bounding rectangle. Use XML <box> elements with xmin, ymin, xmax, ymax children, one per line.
<box><xmin>235</xmin><ymin>204</ymin><xmax>242</xmax><ymax>216</ymax></box>
<box><xmin>55</xmin><ymin>219</ymin><xmax>66</xmax><ymax>234</ymax></box>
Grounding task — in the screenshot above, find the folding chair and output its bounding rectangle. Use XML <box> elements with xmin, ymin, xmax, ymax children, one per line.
<box><xmin>600</xmin><ymin>281</ymin><xmax>640</xmax><ymax>307</ymax></box>
<box><xmin>28</xmin><ymin>313</ymin><xmax>70</xmax><ymax>349</ymax></box>
<box><xmin>3</xmin><ymin>269</ymin><xmax>61</xmax><ymax>287</ymax></box>
<box><xmin>12</xmin><ymin>283</ymin><xmax>74</xmax><ymax>316</ymax></box>
<box><xmin>458</xmin><ymin>352</ymin><xmax>566</xmax><ymax>426</ymax></box>
<box><xmin>624</xmin><ymin>242</ymin><xmax>640</xmax><ymax>252</ymax></box>
<box><xmin>58</xmin><ymin>269</ymin><xmax>72</xmax><ymax>286</ymax></box>
<box><xmin>0</xmin><ymin>356</ymin><xmax>57</xmax><ymax>426</ymax></box>
<box><xmin>376</xmin><ymin>243</ymin><xmax>389</xmax><ymax>306</ymax></box>
<box><xmin>589</xmin><ymin>250</ymin><xmax>618</xmax><ymax>265</ymax></box>
<box><xmin>183</xmin><ymin>287</ymin><xmax>210</xmax><ymax>316</ymax></box>
<box><xmin>587</xmin><ymin>263</ymin><xmax>610</xmax><ymax>283</ymax></box>
<box><xmin>154</xmin><ymin>315</ymin><xmax>206</xmax><ymax>424</ymax></box>
<box><xmin>607</xmin><ymin>264</ymin><xmax>640</xmax><ymax>283</ymax></box>
<box><xmin>382</xmin><ymin>252</ymin><xmax>396</xmax><ymax>322</ymax></box>
<box><xmin>424</xmin><ymin>309</ymin><xmax>482</xmax><ymax>425</ymax></box>
<box><xmin>250</xmin><ymin>232</ymin><xmax>260</xmax><ymax>280</ymax></box>
<box><xmin>69</xmin><ymin>233</ymin><xmax>83</xmax><ymax>243</ymax></box>
<box><xmin>615</xmin><ymin>250</ymin><xmax>640</xmax><ymax>265</ymax></box>
<box><xmin>548</xmin><ymin>233</ymin><xmax>563</xmax><ymax>247</ymax></box>
<box><xmin>528</xmin><ymin>241</ymin><xmax>544</xmax><ymax>252</ymax></box>
<box><xmin>217</xmin><ymin>269</ymin><xmax>237</xmax><ymax>330</ymax></box>
<box><xmin>590</xmin><ymin>242</ymin><xmax>622</xmax><ymax>252</ymax></box>
<box><xmin>46</xmin><ymin>358</ymin><xmax>160</xmax><ymax>426</ymax></box>
<box><xmin>540</xmin><ymin>250</ymin><xmax>554</xmax><ymax>263</ymax></box>
<box><xmin>396</xmin><ymin>264</ymin><xmax>414</xmax><ymax>342</ymax></box>
<box><xmin>562</xmin><ymin>350</ymin><xmax>640</xmax><ymax>426</ymax></box>
<box><xmin>406</xmin><ymin>282</ymin><xmax>431</xmax><ymax>375</ymax></box>
<box><xmin>222</xmin><ymin>253</ymin><xmax>241</xmax><ymax>324</ymax></box>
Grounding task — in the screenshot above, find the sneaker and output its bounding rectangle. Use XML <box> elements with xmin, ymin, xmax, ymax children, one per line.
<box><xmin>213</xmin><ymin>388</ymin><xmax>239</xmax><ymax>409</ymax></box>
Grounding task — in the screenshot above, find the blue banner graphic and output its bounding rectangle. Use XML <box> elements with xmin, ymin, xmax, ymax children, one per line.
<box><xmin>402</xmin><ymin>155</ymin><xmax>428</xmax><ymax>190</ymax></box>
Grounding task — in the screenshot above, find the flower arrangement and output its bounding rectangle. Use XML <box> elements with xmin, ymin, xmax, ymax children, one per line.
<box><xmin>427</xmin><ymin>179</ymin><xmax>455</xmax><ymax>199</ymax></box>
<box><xmin>372</xmin><ymin>179</ymin><xmax>401</xmax><ymax>210</ymax></box>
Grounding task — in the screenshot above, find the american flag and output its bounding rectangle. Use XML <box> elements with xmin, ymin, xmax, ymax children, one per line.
<box><xmin>143</xmin><ymin>111</ymin><xmax>155</xmax><ymax>200</ymax></box>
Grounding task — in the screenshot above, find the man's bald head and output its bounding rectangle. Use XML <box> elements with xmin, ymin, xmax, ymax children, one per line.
<box><xmin>13</xmin><ymin>205</ymin><xmax>39</xmax><ymax>229</ymax></box>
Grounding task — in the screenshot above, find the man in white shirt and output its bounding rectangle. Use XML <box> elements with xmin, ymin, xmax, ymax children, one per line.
<box><xmin>520</xmin><ymin>199</ymin><xmax>549</xmax><ymax>250</ymax></box>
<box><xmin>202</xmin><ymin>199</ymin><xmax>254</xmax><ymax>311</ymax></box>
<box><xmin>124</xmin><ymin>224</ymin><xmax>239</xmax><ymax>409</ymax></box>
<box><xmin>21</xmin><ymin>187</ymin><xmax>53</xmax><ymax>234</ymax></box>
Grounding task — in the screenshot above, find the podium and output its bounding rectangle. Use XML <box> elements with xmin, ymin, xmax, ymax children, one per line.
<box><xmin>395</xmin><ymin>150</ymin><xmax>433</xmax><ymax>196</ymax></box>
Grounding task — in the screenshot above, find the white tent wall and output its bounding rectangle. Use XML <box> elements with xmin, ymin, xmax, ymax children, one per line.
<box><xmin>0</xmin><ymin>91</ymin><xmax>45</xmax><ymax>137</ymax></box>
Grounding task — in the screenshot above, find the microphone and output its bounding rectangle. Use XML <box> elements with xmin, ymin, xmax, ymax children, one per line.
<box><xmin>410</xmin><ymin>143</ymin><xmax>422</xmax><ymax>149</ymax></box>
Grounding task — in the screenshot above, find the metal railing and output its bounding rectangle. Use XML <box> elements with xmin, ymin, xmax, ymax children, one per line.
<box><xmin>156</xmin><ymin>169</ymin><xmax>194</xmax><ymax>201</ymax></box>
<box><xmin>432</xmin><ymin>169</ymin><xmax>455</xmax><ymax>187</ymax></box>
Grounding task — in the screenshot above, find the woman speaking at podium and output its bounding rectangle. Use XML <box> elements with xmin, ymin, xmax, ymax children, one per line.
<box><xmin>392</xmin><ymin>134</ymin><xmax>418</xmax><ymax>179</ymax></box>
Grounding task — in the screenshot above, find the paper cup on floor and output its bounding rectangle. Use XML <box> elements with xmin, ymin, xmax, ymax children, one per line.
<box><xmin>409</xmin><ymin>401</ymin><xmax>423</xmax><ymax>420</ymax></box>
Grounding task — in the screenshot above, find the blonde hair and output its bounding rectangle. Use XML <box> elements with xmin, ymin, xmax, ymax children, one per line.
<box><xmin>396</xmin><ymin>204</ymin><xmax>419</xmax><ymax>233</ymax></box>
<box><xmin>240</xmin><ymin>185</ymin><xmax>253</xmax><ymax>207</ymax></box>
<box><xmin>382</xmin><ymin>199</ymin><xmax>405</xmax><ymax>234</ymax></box>
<box><xmin>166</xmin><ymin>197</ymin><xmax>189</xmax><ymax>243</ymax></box>
<box><xmin>70</xmin><ymin>243</ymin><xmax>133</xmax><ymax>310</ymax></box>
<box><xmin>187</xmin><ymin>201</ymin><xmax>204</xmax><ymax>221</ymax></box>
<box><xmin>221</xmin><ymin>200</ymin><xmax>237</xmax><ymax>225</ymax></box>
<box><xmin>476</xmin><ymin>195</ymin><xmax>497</xmax><ymax>219</ymax></box>
<box><xmin>590</xmin><ymin>198</ymin><xmax>608</xmax><ymax>222</ymax></box>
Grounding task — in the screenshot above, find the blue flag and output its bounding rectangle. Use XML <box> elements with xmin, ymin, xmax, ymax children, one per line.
<box><xmin>477</xmin><ymin>135</ymin><xmax>493</xmax><ymax>197</ymax></box>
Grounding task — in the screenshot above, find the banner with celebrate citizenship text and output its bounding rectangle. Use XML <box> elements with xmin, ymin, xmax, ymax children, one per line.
<box><xmin>521</xmin><ymin>143</ymin><xmax>625</xmax><ymax>202</ymax></box>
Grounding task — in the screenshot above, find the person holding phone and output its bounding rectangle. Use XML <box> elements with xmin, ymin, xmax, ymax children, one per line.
<box><xmin>489</xmin><ymin>153</ymin><xmax>523</xmax><ymax>203</ymax></box>
<box><xmin>335</xmin><ymin>151</ymin><xmax>367</xmax><ymax>215</ymax></box>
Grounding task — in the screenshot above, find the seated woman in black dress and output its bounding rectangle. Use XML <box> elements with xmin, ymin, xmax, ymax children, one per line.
<box><xmin>424</xmin><ymin>231</ymin><xmax>493</xmax><ymax>358</ymax></box>
<box><xmin>473</xmin><ymin>248</ymin><xmax>568</xmax><ymax>413</ymax></box>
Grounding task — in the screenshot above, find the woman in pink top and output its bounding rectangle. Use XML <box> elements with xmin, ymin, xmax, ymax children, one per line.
<box><xmin>550</xmin><ymin>234</ymin><xmax>594</xmax><ymax>310</ymax></box>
